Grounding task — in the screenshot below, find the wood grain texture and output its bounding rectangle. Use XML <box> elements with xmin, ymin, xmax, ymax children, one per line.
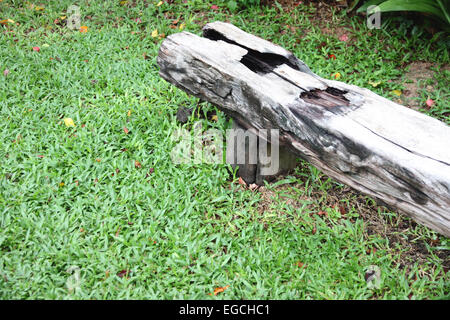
<box><xmin>157</xmin><ymin>21</ymin><xmax>450</xmax><ymax>237</ymax></box>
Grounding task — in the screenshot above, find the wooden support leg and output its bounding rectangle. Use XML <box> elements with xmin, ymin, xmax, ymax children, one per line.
<box><xmin>228</xmin><ymin>120</ymin><xmax>297</xmax><ymax>185</ymax></box>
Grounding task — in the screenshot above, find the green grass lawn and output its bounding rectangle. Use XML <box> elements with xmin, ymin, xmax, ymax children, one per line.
<box><xmin>0</xmin><ymin>0</ymin><xmax>448</xmax><ymax>299</ymax></box>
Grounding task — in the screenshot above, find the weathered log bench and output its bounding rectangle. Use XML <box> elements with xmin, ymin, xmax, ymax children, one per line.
<box><xmin>157</xmin><ymin>21</ymin><xmax>450</xmax><ymax>237</ymax></box>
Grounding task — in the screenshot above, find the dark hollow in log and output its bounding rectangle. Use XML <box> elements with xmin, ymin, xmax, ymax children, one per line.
<box><xmin>157</xmin><ymin>21</ymin><xmax>450</xmax><ymax>237</ymax></box>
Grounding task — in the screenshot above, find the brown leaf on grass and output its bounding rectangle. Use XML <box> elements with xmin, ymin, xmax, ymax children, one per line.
<box><xmin>115</xmin><ymin>227</ymin><xmax>121</xmax><ymax>237</ymax></box>
<box><xmin>310</xmin><ymin>210</ymin><xmax>327</xmax><ymax>218</ymax></box>
<box><xmin>295</xmin><ymin>261</ymin><xmax>306</xmax><ymax>268</ymax></box>
<box><xmin>333</xmin><ymin>204</ymin><xmax>347</xmax><ymax>215</ymax></box>
<box><xmin>116</xmin><ymin>269</ymin><xmax>131</xmax><ymax>278</ymax></box>
<box><xmin>238</xmin><ymin>177</ymin><xmax>246</xmax><ymax>187</ymax></box>
<box><xmin>209</xmin><ymin>285</ymin><xmax>230</xmax><ymax>296</ymax></box>
<box><xmin>0</xmin><ymin>19</ymin><xmax>15</xmax><ymax>25</ymax></box>
<box><xmin>145</xmin><ymin>168</ymin><xmax>154</xmax><ymax>178</ymax></box>
<box><xmin>123</xmin><ymin>127</ymin><xmax>129</xmax><ymax>134</ymax></box>
<box><xmin>134</xmin><ymin>160</ymin><xmax>142</xmax><ymax>168</ymax></box>
<box><xmin>429</xmin><ymin>238</ymin><xmax>439</xmax><ymax>246</ymax></box>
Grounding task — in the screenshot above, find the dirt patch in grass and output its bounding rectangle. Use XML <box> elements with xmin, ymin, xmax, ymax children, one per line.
<box><xmin>399</xmin><ymin>62</ymin><xmax>450</xmax><ymax>111</ymax></box>
<box><xmin>247</xmin><ymin>170</ymin><xmax>449</xmax><ymax>277</ymax></box>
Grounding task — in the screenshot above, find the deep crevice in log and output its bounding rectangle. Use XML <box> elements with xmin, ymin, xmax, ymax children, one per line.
<box><xmin>300</xmin><ymin>88</ymin><xmax>350</xmax><ymax>108</ymax></box>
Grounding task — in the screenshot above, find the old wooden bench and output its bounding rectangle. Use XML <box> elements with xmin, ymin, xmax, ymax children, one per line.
<box><xmin>157</xmin><ymin>21</ymin><xmax>450</xmax><ymax>237</ymax></box>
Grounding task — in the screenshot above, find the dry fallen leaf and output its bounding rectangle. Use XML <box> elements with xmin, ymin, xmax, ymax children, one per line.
<box><xmin>151</xmin><ymin>29</ymin><xmax>158</xmax><ymax>38</ymax></box>
<box><xmin>368</xmin><ymin>80</ymin><xmax>381</xmax><ymax>87</ymax></box>
<box><xmin>0</xmin><ymin>19</ymin><xmax>15</xmax><ymax>25</ymax></box>
<box><xmin>116</xmin><ymin>269</ymin><xmax>130</xmax><ymax>278</ymax></box>
<box><xmin>332</xmin><ymin>72</ymin><xmax>341</xmax><ymax>80</ymax></box>
<box><xmin>134</xmin><ymin>160</ymin><xmax>142</xmax><ymax>168</ymax></box>
<box><xmin>339</xmin><ymin>34</ymin><xmax>349</xmax><ymax>42</ymax></box>
<box><xmin>238</xmin><ymin>177</ymin><xmax>246</xmax><ymax>187</ymax></box>
<box><xmin>209</xmin><ymin>285</ymin><xmax>229</xmax><ymax>296</ymax></box>
<box><xmin>79</xmin><ymin>26</ymin><xmax>88</xmax><ymax>33</ymax></box>
<box><xmin>123</xmin><ymin>127</ymin><xmax>129</xmax><ymax>134</ymax></box>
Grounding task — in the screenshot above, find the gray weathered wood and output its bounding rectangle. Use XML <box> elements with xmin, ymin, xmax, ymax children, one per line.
<box><xmin>157</xmin><ymin>21</ymin><xmax>450</xmax><ymax>237</ymax></box>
